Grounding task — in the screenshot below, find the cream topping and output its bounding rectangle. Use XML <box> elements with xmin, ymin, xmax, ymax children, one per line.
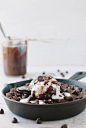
<box><xmin>19</xmin><ymin>75</ymin><xmax>71</xmax><ymax>104</ymax></box>
<box><xmin>20</xmin><ymin>97</ymin><xmax>29</xmax><ymax>103</ymax></box>
<box><xmin>39</xmin><ymin>100</ymin><xmax>45</xmax><ymax>104</ymax></box>
<box><xmin>64</xmin><ymin>92</ymin><xmax>71</xmax><ymax>97</ymax></box>
<box><xmin>52</xmin><ymin>85</ymin><xmax>64</xmax><ymax>100</ymax></box>
<box><xmin>30</xmin><ymin>77</ymin><xmax>57</xmax><ymax>98</ymax></box>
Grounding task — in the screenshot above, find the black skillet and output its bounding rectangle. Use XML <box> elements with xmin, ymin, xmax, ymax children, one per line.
<box><xmin>2</xmin><ymin>72</ymin><xmax>86</xmax><ymax>121</ymax></box>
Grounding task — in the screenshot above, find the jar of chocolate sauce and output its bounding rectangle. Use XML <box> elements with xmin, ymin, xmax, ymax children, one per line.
<box><xmin>2</xmin><ymin>38</ymin><xmax>27</xmax><ymax>76</ymax></box>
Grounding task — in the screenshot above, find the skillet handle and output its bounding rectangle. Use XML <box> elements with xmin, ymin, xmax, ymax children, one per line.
<box><xmin>69</xmin><ymin>72</ymin><xmax>86</xmax><ymax>81</ymax></box>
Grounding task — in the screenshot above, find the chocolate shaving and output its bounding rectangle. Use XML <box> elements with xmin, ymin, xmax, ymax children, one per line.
<box><xmin>51</xmin><ymin>81</ymin><xmax>58</xmax><ymax>84</ymax></box>
<box><xmin>44</xmin><ymin>80</ymin><xmax>49</xmax><ymax>85</ymax></box>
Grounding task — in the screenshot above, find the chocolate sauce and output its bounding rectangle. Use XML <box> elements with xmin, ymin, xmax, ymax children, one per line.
<box><xmin>2</xmin><ymin>41</ymin><xmax>27</xmax><ymax>76</ymax></box>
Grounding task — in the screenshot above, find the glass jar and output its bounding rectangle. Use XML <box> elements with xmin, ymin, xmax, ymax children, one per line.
<box><xmin>2</xmin><ymin>38</ymin><xmax>28</xmax><ymax>76</ymax></box>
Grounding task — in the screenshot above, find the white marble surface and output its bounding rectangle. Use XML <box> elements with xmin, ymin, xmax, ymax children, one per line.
<box><xmin>0</xmin><ymin>66</ymin><xmax>86</xmax><ymax>128</ymax></box>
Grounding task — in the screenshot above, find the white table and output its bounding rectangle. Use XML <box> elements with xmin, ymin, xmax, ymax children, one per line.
<box><xmin>0</xmin><ymin>66</ymin><xmax>86</xmax><ymax>128</ymax></box>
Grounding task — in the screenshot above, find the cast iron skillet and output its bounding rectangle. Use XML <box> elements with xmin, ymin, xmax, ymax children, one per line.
<box><xmin>2</xmin><ymin>72</ymin><xmax>86</xmax><ymax>121</ymax></box>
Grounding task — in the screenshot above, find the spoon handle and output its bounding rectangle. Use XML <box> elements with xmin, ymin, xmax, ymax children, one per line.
<box><xmin>0</xmin><ymin>23</ymin><xmax>6</xmax><ymax>37</ymax></box>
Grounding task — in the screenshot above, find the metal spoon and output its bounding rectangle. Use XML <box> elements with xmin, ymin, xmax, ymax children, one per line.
<box><xmin>0</xmin><ymin>23</ymin><xmax>6</xmax><ymax>37</ymax></box>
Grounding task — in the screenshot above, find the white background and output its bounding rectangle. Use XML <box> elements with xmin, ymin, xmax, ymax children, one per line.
<box><xmin>0</xmin><ymin>0</ymin><xmax>86</xmax><ymax>67</ymax></box>
<box><xmin>0</xmin><ymin>2</ymin><xmax>86</xmax><ymax>127</ymax></box>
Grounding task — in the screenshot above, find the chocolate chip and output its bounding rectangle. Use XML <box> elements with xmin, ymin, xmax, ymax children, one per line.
<box><xmin>12</xmin><ymin>117</ymin><xmax>18</xmax><ymax>123</ymax></box>
<box><xmin>65</xmin><ymin>96</ymin><xmax>73</xmax><ymax>101</ymax></box>
<box><xmin>16</xmin><ymin>97</ymin><xmax>20</xmax><ymax>101</ymax></box>
<box><xmin>51</xmin><ymin>81</ymin><xmax>58</xmax><ymax>84</ymax></box>
<box><xmin>68</xmin><ymin>96</ymin><xmax>73</xmax><ymax>101</ymax></box>
<box><xmin>46</xmin><ymin>86</ymin><xmax>53</xmax><ymax>93</ymax></box>
<box><xmin>66</xmin><ymin>71</ymin><xmax>68</xmax><ymax>74</ymax></box>
<box><xmin>25</xmin><ymin>83</ymin><xmax>29</xmax><ymax>86</ymax></box>
<box><xmin>76</xmin><ymin>92</ymin><xmax>83</xmax><ymax>99</ymax></box>
<box><xmin>42</xmin><ymin>72</ymin><xmax>45</xmax><ymax>74</ymax></box>
<box><xmin>38</xmin><ymin>94</ymin><xmax>45</xmax><ymax>99</ymax></box>
<box><xmin>45</xmin><ymin>93</ymin><xmax>51</xmax><ymax>99</ymax></box>
<box><xmin>59</xmin><ymin>95</ymin><xmax>62</xmax><ymax>97</ymax></box>
<box><xmin>72</xmin><ymin>90</ymin><xmax>78</xmax><ymax>95</ymax></box>
<box><xmin>36</xmin><ymin>118</ymin><xmax>42</xmax><ymax>124</ymax></box>
<box><xmin>60</xmin><ymin>86</ymin><xmax>64</xmax><ymax>92</ymax></box>
<box><xmin>0</xmin><ymin>109</ymin><xmax>4</xmax><ymax>114</ymax></box>
<box><xmin>61</xmin><ymin>124</ymin><xmax>67</xmax><ymax>128</ymax></box>
<box><xmin>38</xmin><ymin>76</ymin><xmax>44</xmax><ymax>82</ymax></box>
<box><xmin>60</xmin><ymin>73</ymin><xmax>65</xmax><ymax>77</ymax></box>
<box><xmin>57</xmin><ymin>69</ymin><xmax>60</xmax><ymax>72</ymax></box>
<box><xmin>22</xmin><ymin>75</ymin><xmax>25</xmax><ymax>79</ymax></box>
<box><xmin>28</xmin><ymin>95</ymin><xmax>35</xmax><ymax>101</ymax></box>
<box><xmin>32</xmin><ymin>91</ymin><xmax>35</xmax><ymax>97</ymax></box>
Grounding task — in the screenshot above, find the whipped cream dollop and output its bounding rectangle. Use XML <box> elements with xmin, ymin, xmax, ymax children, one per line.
<box><xmin>19</xmin><ymin>75</ymin><xmax>71</xmax><ymax>104</ymax></box>
<box><xmin>29</xmin><ymin>76</ymin><xmax>61</xmax><ymax>99</ymax></box>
